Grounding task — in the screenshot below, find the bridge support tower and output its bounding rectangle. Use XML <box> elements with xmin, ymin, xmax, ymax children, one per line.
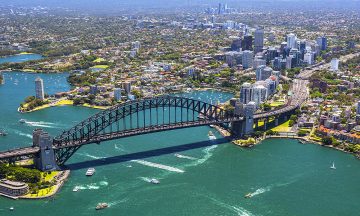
<box><xmin>232</xmin><ymin>102</ymin><xmax>255</xmax><ymax>136</ymax></box>
<box><xmin>33</xmin><ymin>129</ymin><xmax>59</xmax><ymax>171</ymax></box>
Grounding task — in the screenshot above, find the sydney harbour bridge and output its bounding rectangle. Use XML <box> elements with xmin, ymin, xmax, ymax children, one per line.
<box><xmin>0</xmin><ymin>78</ymin><xmax>308</xmax><ymax>171</ymax></box>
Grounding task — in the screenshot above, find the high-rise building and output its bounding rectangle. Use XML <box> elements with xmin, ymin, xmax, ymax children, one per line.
<box><xmin>240</xmin><ymin>82</ymin><xmax>253</xmax><ymax>104</ymax></box>
<box><xmin>252</xmin><ymin>85</ymin><xmax>267</xmax><ymax>107</ymax></box>
<box><xmin>114</xmin><ymin>88</ymin><xmax>122</xmax><ymax>101</ymax></box>
<box><xmin>256</xmin><ymin>65</ymin><xmax>265</xmax><ymax>81</ymax></box>
<box><xmin>357</xmin><ymin>101</ymin><xmax>360</xmax><ymax>115</ymax></box>
<box><xmin>330</xmin><ymin>58</ymin><xmax>339</xmax><ymax>71</ymax></box>
<box><xmin>253</xmin><ymin>57</ymin><xmax>266</xmax><ymax>69</ymax></box>
<box><xmin>123</xmin><ymin>81</ymin><xmax>132</xmax><ymax>94</ymax></box>
<box><xmin>254</xmin><ymin>28</ymin><xmax>264</xmax><ymax>53</ymax></box>
<box><xmin>242</xmin><ymin>50</ymin><xmax>253</xmax><ymax>69</ymax></box>
<box><xmin>304</xmin><ymin>52</ymin><xmax>313</xmax><ymax>65</ymax></box>
<box><xmin>316</xmin><ymin>36</ymin><xmax>327</xmax><ymax>51</ymax></box>
<box><xmin>231</xmin><ymin>37</ymin><xmax>242</xmax><ymax>51</ymax></box>
<box><xmin>286</xmin><ymin>33</ymin><xmax>296</xmax><ymax>49</ymax></box>
<box><xmin>35</xmin><ymin>77</ymin><xmax>44</xmax><ymax>100</ymax></box>
<box><xmin>242</xmin><ymin>35</ymin><xmax>253</xmax><ymax>51</ymax></box>
<box><xmin>266</xmin><ymin>47</ymin><xmax>277</xmax><ymax>63</ymax></box>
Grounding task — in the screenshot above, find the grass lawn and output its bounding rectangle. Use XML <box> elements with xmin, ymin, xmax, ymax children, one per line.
<box><xmin>42</xmin><ymin>171</ymin><xmax>59</xmax><ymax>182</ymax></box>
<box><xmin>19</xmin><ymin>52</ymin><xmax>34</xmax><ymax>55</ymax></box>
<box><xmin>272</xmin><ymin>120</ymin><xmax>292</xmax><ymax>132</ymax></box>
<box><xmin>55</xmin><ymin>99</ymin><xmax>73</xmax><ymax>106</ymax></box>
<box><xmin>24</xmin><ymin>185</ymin><xmax>57</xmax><ymax>198</ymax></box>
<box><xmin>93</xmin><ymin>58</ymin><xmax>106</xmax><ymax>63</ymax></box>
<box><xmin>270</xmin><ymin>101</ymin><xmax>285</xmax><ymax>107</ymax></box>
<box><xmin>91</xmin><ymin>65</ymin><xmax>109</xmax><ymax>69</ymax></box>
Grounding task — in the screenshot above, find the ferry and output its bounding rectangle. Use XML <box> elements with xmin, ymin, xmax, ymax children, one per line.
<box><xmin>19</xmin><ymin>119</ymin><xmax>26</xmax><ymax>124</ymax></box>
<box><xmin>244</xmin><ymin>193</ymin><xmax>252</xmax><ymax>199</ymax></box>
<box><xmin>150</xmin><ymin>178</ymin><xmax>160</xmax><ymax>184</ymax></box>
<box><xmin>95</xmin><ymin>203</ymin><xmax>108</xmax><ymax>210</ymax></box>
<box><xmin>86</xmin><ymin>168</ymin><xmax>96</xmax><ymax>176</ymax></box>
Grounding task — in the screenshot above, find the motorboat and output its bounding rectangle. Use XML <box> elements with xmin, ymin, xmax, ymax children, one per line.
<box><xmin>9</xmin><ymin>207</ymin><xmax>14</xmax><ymax>211</ymax></box>
<box><xmin>72</xmin><ymin>186</ymin><xmax>79</xmax><ymax>192</ymax></box>
<box><xmin>19</xmin><ymin>119</ymin><xmax>26</xmax><ymax>124</ymax></box>
<box><xmin>150</xmin><ymin>178</ymin><xmax>160</xmax><ymax>184</ymax></box>
<box><xmin>330</xmin><ymin>162</ymin><xmax>336</xmax><ymax>170</ymax></box>
<box><xmin>244</xmin><ymin>193</ymin><xmax>252</xmax><ymax>199</ymax></box>
<box><xmin>95</xmin><ymin>203</ymin><xmax>108</xmax><ymax>210</ymax></box>
<box><xmin>0</xmin><ymin>130</ymin><xmax>7</xmax><ymax>137</ymax></box>
<box><xmin>208</xmin><ymin>131</ymin><xmax>216</xmax><ymax>140</ymax></box>
<box><xmin>86</xmin><ymin>168</ymin><xmax>96</xmax><ymax>176</ymax></box>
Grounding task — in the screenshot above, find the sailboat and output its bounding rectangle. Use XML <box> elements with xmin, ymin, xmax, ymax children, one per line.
<box><xmin>330</xmin><ymin>162</ymin><xmax>336</xmax><ymax>170</ymax></box>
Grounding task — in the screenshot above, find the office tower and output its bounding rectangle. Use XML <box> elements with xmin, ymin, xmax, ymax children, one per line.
<box><xmin>254</xmin><ymin>28</ymin><xmax>264</xmax><ymax>53</ymax></box>
<box><xmin>266</xmin><ymin>47</ymin><xmax>277</xmax><ymax>63</ymax></box>
<box><xmin>286</xmin><ymin>56</ymin><xmax>293</xmax><ymax>69</ymax></box>
<box><xmin>231</xmin><ymin>37</ymin><xmax>242</xmax><ymax>51</ymax></box>
<box><xmin>330</xmin><ymin>58</ymin><xmax>339</xmax><ymax>71</ymax></box>
<box><xmin>316</xmin><ymin>36</ymin><xmax>327</xmax><ymax>51</ymax></box>
<box><xmin>35</xmin><ymin>77</ymin><xmax>45</xmax><ymax>100</ymax></box>
<box><xmin>240</xmin><ymin>82</ymin><xmax>253</xmax><ymax>104</ymax></box>
<box><xmin>286</xmin><ymin>33</ymin><xmax>296</xmax><ymax>49</ymax></box>
<box><xmin>218</xmin><ymin>3</ymin><xmax>222</xmax><ymax>14</ymax></box>
<box><xmin>114</xmin><ymin>88</ymin><xmax>122</xmax><ymax>101</ymax></box>
<box><xmin>252</xmin><ymin>85</ymin><xmax>268</xmax><ymax>107</ymax></box>
<box><xmin>123</xmin><ymin>81</ymin><xmax>132</xmax><ymax>94</ymax></box>
<box><xmin>242</xmin><ymin>50</ymin><xmax>253</xmax><ymax>69</ymax></box>
<box><xmin>304</xmin><ymin>52</ymin><xmax>313</xmax><ymax>65</ymax></box>
<box><xmin>253</xmin><ymin>57</ymin><xmax>266</xmax><ymax>69</ymax></box>
<box><xmin>242</xmin><ymin>35</ymin><xmax>253</xmax><ymax>51</ymax></box>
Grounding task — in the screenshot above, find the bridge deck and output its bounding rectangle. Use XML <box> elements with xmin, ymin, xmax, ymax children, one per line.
<box><xmin>0</xmin><ymin>147</ymin><xmax>39</xmax><ymax>160</ymax></box>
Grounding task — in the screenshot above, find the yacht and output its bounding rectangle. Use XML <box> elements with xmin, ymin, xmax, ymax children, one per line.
<box><xmin>330</xmin><ymin>162</ymin><xmax>336</xmax><ymax>170</ymax></box>
<box><xmin>86</xmin><ymin>168</ymin><xmax>96</xmax><ymax>176</ymax></box>
<box><xmin>150</xmin><ymin>178</ymin><xmax>160</xmax><ymax>184</ymax></box>
<box><xmin>19</xmin><ymin>119</ymin><xmax>26</xmax><ymax>124</ymax></box>
<box><xmin>95</xmin><ymin>203</ymin><xmax>108</xmax><ymax>210</ymax></box>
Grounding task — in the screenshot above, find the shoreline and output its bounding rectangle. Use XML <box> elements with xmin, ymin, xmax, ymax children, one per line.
<box><xmin>20</xmin><ymin>170</ymin><xmax>70</xmax><ymax>200</ymax></box>
<box><xmin>212</xmin><ymin>126</ymin><xmax>360</xmax><ymax>160</ymax></box>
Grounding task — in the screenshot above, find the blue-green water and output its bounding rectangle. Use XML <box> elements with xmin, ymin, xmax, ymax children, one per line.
<box><xmin>0</xmin><ymin>72</ymin><xmax>360</xmax><ymax>216</ymax></box>
<box><xmin>0</xmin><ymin>54</ymin><xmax>43</xmax><ymax>64</ymax></box>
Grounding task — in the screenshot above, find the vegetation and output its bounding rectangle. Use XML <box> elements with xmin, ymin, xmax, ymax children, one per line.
<box><xmin>20</xmin><ymin>96</ymin><xmax>49</xmax><ymax>112</ymax></box>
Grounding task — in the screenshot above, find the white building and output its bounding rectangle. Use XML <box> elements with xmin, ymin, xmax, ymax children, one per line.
<box><xmin>287</xmin><ymin>33</ymin><xmax>297</xmax><ymax>49</ymax></box>
<box><xmin>304</xmin><ymin>52</ymin><xmax>313</xmax><ymax>65</ymax></box>
<box><xmin>330</xmin><ymin>58</ymin><xmax>339</xmax><ymax>71</ymax></box>
<box><xmin>252</xmin><ymin>85</ymin><xmax>268</xmax><ymax>107</ymax></box>
<box><xmin>35</xmin><ymin>77</ymin><xmax>44</xmax><ymax>100</ymax></box>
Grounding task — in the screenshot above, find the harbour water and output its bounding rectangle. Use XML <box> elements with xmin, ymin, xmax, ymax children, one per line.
<box><xmin>0</xmin><ymin>54</ymin><xmax>43</xmax><ymax>64</ymax></box>
<box><xmin>0</xmin><ymin>72</ymin><xmax>360</xmax><ymax>216</ymax></box>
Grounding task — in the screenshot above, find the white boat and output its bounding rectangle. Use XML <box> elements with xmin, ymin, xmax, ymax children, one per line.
<box><xmin>330</xmin><ymin>162</ymin><xmax>336</xmax><ymax>170</ymax></box>
<box><xmin>9</xmin><ymin>207</ymin><xmax>14</xmax><ymax>211</ymax></box>
<box><xmin>86</xmin><ymin>168</ymin><xmax>96</xmax><ymax>176</ymax></box>
<box><xmin>73</xmin><ymin>186</ymin><xmax>79</xmax><ymax>192</ymax></box>
<box><xmin>150</xmin><ymin>178</ymin><xmax>160</xmax><ymax>184</ymax></box>
<box><xmin>208</xmin><ymin>131</ymin><xmax>216</xmax><ymax>140</ymax></box>
<box><xmin>19</xmin><ymin>119</ymin><xmax>26</xmax><ymax>124</ymax></box>
<box><xmin>95</xmin><ymin>203</ymin><xmax>108</xmax><ymax>210</ymax></box>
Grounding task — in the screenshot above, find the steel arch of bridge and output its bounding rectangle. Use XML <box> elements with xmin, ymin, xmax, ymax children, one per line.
<box><xmin>53</xmin><ymin>96</ymin><xmax>241</xmax><ymax>165</ymax></box>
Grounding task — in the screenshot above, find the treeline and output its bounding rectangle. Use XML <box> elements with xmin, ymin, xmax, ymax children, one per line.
<box><xmin>0</xmin><ymin>50</ymin><xmax>18</xmax><ymax>57</ymax></box>
<box><xmin>20</xmin><ymin>96</ymin><xmax>49</xmax><ymax>111</ymax></box>
<box><xmin>0</xmin><ymin>164</ymin><xmax>41</xmax><ymax>183</ymax></box>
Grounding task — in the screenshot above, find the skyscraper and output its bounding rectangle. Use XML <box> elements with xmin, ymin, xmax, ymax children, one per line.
<box><xmin>242</xmin><ymin>35</ymin><xmax>253</xmax><ymax>51</ymax></box>
<box><xmin>114</xmin><ymin>88</ymin><xmax>122</xmax><ymax>101</ymax></box>
<box><xmin>35</xmin><ymin>77</ymin><xmax>44</xmax><ymax>100</ymax></box>
<box><xmin>316</xmin><ymin>36</ymin><xmax>327</xmax><ymax>51</ymax></box>
<box><xmin>240</xmin><ymin>82</ymin><xmax>253</xmax><ymax>104</ymax></box>
<box><xmin>242</xmin><ymin>50</ymin><xmax>253</xmax><ymax>69</ymax></box>
<box><xmin>286</xmin><ymin>33</ymin><xmax>296</xmax><ymax>49</ymax></box>
<box><xmin>254</xmin><ymin>28</ymin><xmax>264</xmax><ymax>53</ymax></box>
<box><xmin>330</xmin><ymin>58</ymin><xmax>339</xmax><ymax>71</ymax></box>
<box><xmin>252</xmin><ymin>85</ymin><xmax>268</xmax><ymax>107</ymax></box>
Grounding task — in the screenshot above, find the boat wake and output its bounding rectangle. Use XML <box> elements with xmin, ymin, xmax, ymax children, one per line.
<box><xmin>11</xmin><ymin>130</ymin><xmax>32</xmax><ymax>139</ymax></box>
<box><xmin>77</xmin><ymin>153</ymin><xmax>106</xmax><ymax>160</ymax></box>
<box><xmin>74</xmin><ymin>181</ymin><xmax>108</xmax><ymax>191</ymax></box>
<box><xmin>139</xmin><ymin>177</ymin><xmax>153</xmax><ymax>183</ymax></box>
<box><xmin>114</xmin><ymin>144</ymin><xmax>126</xmax><ymax>152</ymax></box>
<box><xmin>206</xmin><ymin>195</ymin><xmax>254</xmax><ymax>216</ymax></box>
<box><xmin>131</xmin><ymin>159</ymin><xmax>184</xmax><ymax>173</ymax></box>
<box><xmin>25</xmin><ymin>121</ymin><xmax>62</xmax><ymax>129</ymax></box>
<box><xmin>249</xmin><ymin>187</ymin><xmax>271</xmax><ymax>197</ymax></box>
<box><xmin>174</xmin><ymin>153</ymin><xmax>197</xmax><ymax>160</ymax></box>
<box><xmin>108</xmin><ymin>199</ymin><xmax>128</xmax><ymax>207</ymax></box>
